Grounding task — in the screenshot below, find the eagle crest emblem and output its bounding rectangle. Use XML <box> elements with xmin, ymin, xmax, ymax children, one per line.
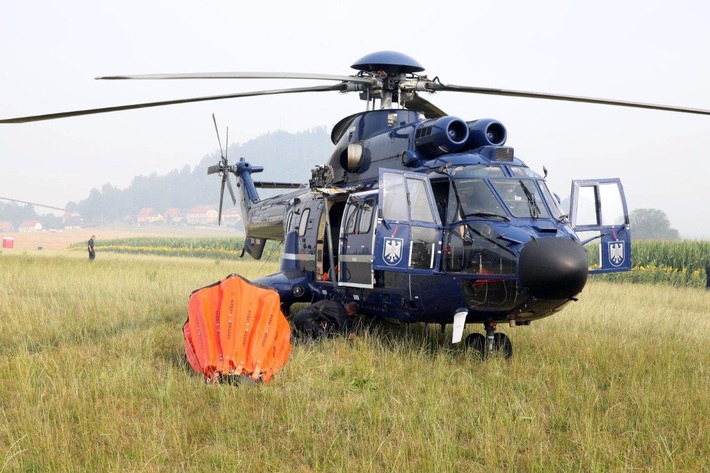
<box><xmin>608</xmin><ymin>240</ymin><xmax>625</xmax><ymax>267</ymax></box>
<box><xmin>383</xmin><ymin>237</ymin><xmax>404</xmax><ymax>266</ymax></box>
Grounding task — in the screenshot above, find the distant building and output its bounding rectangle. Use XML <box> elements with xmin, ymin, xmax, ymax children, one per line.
<box><xmin>137</xmin><ymin>208</ymin><xmax>164</xmax><ymax>225</ymax></box>
<box><xmin>0</xmin><ymin>221</ymin><xmax>15</xmax><ymax>232</ymax></box>
<box><xmin>222</xmin><ymin>208</ymin><xmax>242</xmax><ymax>226</ymax></box>
<box><xmin>163</xmin><ymin>207</ymin><xmax>184</xmax><ymax>224</ymax></box>
<box><xmin>18</xmin><ymin>220</ymin><xmax>42</xmax><ymax>232</ymax></box>
<box><xmin>186</xmin><ymin>206</ymin><xmax>218</xmax><ymax>225</ymax></box>
<box><xmin>63</xmin><ymin>211</ymin><xmax>83</xmax><ymax>229</ymax></box>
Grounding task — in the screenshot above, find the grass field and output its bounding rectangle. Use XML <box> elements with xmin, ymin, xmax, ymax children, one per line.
<box><xmin>1</xmin><ymin>250</ymin><xmax>709</xmax><ymax>471</ymax></box>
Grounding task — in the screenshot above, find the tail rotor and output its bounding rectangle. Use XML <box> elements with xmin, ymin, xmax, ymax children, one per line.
<box><xmin>208</xmin><ymin>113</ymin><xmax>236</xmax><ymax>225</ymax></box>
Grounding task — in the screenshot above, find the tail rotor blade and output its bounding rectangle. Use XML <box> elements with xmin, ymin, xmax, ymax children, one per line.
<box><xmin>207</xmin><ymin>164</ymin><xmax>221</xmax><ymax>175</ymax></box>
<box><xmin>218</xmin><ymin>176</ymin><xmax>226</xmax><ymax>225</ymax></box>
<box><xmin>225</xmin><ymin>127</ymin><xmax>229</xmax><ymax>162</ymax></box>
<box><xmin>212</xmin><ymin>113</ymin><xmax>224</xmax><ymax>158</ymax></box>
<box><xmin>226</xmin><ymin>175</ymin><xmax>237</xmax><ymax>205</ymax></box>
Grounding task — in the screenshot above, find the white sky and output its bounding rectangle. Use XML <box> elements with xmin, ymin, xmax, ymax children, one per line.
<box><xmin>1</xmin><ymin>0</ymin><xmax>709</xmax><ymax>238</ymax></box>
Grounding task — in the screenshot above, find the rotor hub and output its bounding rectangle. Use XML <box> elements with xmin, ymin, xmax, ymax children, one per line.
<box><xmin>351</xmin><ymin>51</ymin><xmax>425</xmax><ymax>75</ymax></box>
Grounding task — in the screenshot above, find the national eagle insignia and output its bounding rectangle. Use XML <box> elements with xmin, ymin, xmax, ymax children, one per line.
<box><xmin>383</xmin><ymin>237</ymin><xmax>404</xmax><ymax>266</ymax></box>
<box><xmin>608</xmin><ymin>240</ymin><xmax>625</xmax><ymax>267</ymax></box>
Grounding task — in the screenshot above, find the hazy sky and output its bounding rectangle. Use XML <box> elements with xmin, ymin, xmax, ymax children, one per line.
<box><xmin>1</xmin><ymin>1</ymin><xmax>709</xmax><ymax>238</ymax></box>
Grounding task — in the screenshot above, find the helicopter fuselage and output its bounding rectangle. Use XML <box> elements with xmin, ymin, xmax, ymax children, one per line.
<box><xmin>234</xmin><ymin>110</ymin><xmax>631</xmax><ymax>328</ymax></box>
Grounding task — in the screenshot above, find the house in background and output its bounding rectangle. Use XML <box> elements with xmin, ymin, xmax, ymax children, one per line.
<box><xmin>0</xmin><ymin>221</ymin><xmax>15</xmax><ymax>232</ymax></box>
<box><xmin>222</xmin><ymin>208</ymin><xmax>242</xmax><ymax>227</ymax></box>
<box><xmin>163</xmin><ymin>208</ymin><xmax>184</xmax><ymax>224</ymax></box>
<box><xmin>186</xmin><ymin>206</ymin><xmax>218</xmax><ymax>225</ymax></box>
<box><xmin>63</xmin><ymin>211</ymin><xmax>83</xmax><ymax>229</ymax></box>
<box><xmin>137</xmin><ymin>208</ymin><xmax>164</xmax><ymax>225</ymax></box>
<box><xmin>18</xmin><ymin>220</ymin><xmax>42</xmax><ymax>232</ymax></box>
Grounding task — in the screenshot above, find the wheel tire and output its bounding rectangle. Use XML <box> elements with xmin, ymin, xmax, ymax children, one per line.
<box><xmin>465</xmin><ymin>333</ymin><xmax>486</xmax><ymax>360</ymax></box>
<box><xmin>493</xmin><ymin>333</ymin><xmax>513</xmax><ymax>359</ymax></box>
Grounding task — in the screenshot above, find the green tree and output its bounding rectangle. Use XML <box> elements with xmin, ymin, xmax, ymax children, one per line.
<box><xmin>630</xmin><ymin>208</ymin><xmax>680</xmax><ymax>240</ymax></box>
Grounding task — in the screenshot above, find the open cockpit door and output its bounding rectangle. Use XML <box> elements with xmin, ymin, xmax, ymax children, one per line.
<box><xmin>373</xmin><ymin>169</ymin><xmax>443</xmax><ymax>274</ymax></box>
<box><xmin>569</xmin><ymin>178</ymin><xmax>631</xmax><ymax>273</ymax></box>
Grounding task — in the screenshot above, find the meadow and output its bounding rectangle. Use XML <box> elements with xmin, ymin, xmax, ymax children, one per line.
<box><xmin>1</xmin><ymin>248</ymin><xmax>709</xmax><ymax>471</ymax></box>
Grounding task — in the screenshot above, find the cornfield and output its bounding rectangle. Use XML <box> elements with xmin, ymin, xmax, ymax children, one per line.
<box><xmin>589</xmin><ymin>240</ymin><xmax>709</xmax><ymax>288</ymax></box>
<box><xmin>68</xmin><ymin>236</ymin><xmax>283</xmax><ymax>261</ymax></box>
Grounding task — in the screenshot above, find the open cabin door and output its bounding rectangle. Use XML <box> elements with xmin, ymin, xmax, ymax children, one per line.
<box><xmin>569</xmin><ymin>178</ymin><xmax>632</xmax><ymax>273</ymax></box>
<box><xmin>373</xmin><ymin>169</ymin><xmax>443</xmax><ymax>274</ymax></box>
<box><xmin>337</xmin><ymin>191</ymin><xmax>377</xmax><ymax>288</ymax></box>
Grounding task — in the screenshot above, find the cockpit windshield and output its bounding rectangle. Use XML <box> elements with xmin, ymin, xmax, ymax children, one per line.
<box><xmin>490</xmin><ymin>178</ymin><xmax>549</xmax><ymax>219</ymax></box>
<box><xmin>453</xmin><ymin>179</ymin><xmax>508</xmax><ymax>221</ymax></box>
<box><xmin>446</xmin><ymin>165</ymin><xmax>563</xmax><ymax>222</ymax></box>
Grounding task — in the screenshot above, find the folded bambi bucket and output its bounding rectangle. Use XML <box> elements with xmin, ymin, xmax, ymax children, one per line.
<box><xmin>183</xmin><ymin>274</ymin><xmax>291</xmax><ymax>384</ymax></box>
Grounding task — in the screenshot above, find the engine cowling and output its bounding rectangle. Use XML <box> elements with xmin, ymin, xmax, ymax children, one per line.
<box><xmin>466</xmin><ymin>118</ymin><xmax>507</xmax><ymax>149</ymax></box>
<box><xmin>415</xmin><ymin>116</ymin><xmax>469</xmax><ymax>158</ymax></box>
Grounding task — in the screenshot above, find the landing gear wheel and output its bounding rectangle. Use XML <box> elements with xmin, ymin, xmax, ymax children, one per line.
<box><xmin>493</xmin><ymin>333</ymin><xmax>513</xmax><ymax>359</ymax></box>
<box><xmin>464</xmin><ymin>333</ymin><xmax>486</xmax><ymax>360</ymax></box>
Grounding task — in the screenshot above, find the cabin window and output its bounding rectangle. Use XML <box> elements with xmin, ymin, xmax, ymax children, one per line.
<box><xmin>344</xmin><ymin>204</ymin><xmax>358</xmax><ymax>234</ymax></box>
<box><xmin>298</xmin><ymin>208</ymin><xmax>310</xmax><ymax>237</ymax></box>
<box><xmin>358</xmin><ymin>199</ymin><xmax>375</xmax><ymax>234</ymax></box>
<box><xmin>286</xmin><ymin>211</ymin><xmax>294</xmax><ymax>232</ymax></box>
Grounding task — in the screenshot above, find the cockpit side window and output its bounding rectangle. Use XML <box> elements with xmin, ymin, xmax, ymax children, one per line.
<box><xmin>407</xmin><ymin>178</ymin><xmax>436</xmax><ymax>223</ymax></box>
<box><xmin>539</xmin><ymin>181</ymin><xmax>566</xmax><ymax>220</ymax></box>
<box><xmin>382</xmin><ymin>173</ymin><xmax>409</xmax><ymax>221</ymax></box>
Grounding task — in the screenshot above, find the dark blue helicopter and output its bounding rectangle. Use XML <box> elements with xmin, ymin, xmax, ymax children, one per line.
<box><xmin>207</xmin><ymin>51</ymin><xmax>638</xmax><ymax>358</ymax></box>
<box><xmin>4</xmin><ymin>51</ymin><xmax>709</xmax><ymax>357</ymax></box>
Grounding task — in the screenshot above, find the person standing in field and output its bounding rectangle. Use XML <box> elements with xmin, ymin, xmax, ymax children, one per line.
<box><xmin>88</xmin><ymin>235</ymin><xmax>96</xmax><ymax>262</ymax></box>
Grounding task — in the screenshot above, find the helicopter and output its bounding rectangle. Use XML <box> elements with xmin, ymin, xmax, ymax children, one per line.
<box><xmin>4</xmin><ymin>50</ymin><xmax>710</xmax><ymax>358</ymax></box>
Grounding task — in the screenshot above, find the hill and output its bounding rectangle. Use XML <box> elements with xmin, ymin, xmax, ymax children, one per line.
<box><xmin>68</xmin><ymin>127</ymin><xmax>332</xmax><ymax>224</ymax></box>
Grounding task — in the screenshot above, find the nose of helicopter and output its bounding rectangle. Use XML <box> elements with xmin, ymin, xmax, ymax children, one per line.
<box><xmin>519</xmin><ymin>238</ymin><xmax>589</xmax><ymax>299</ymax></box>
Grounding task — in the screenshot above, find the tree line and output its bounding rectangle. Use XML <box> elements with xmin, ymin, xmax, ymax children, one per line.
<box><xmin>66</xmin><ymin>128</ymin><xmax>331</xmax><ymax>224</ymax></box>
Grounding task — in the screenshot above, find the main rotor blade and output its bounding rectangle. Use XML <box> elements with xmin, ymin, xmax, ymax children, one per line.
<box><xmin>98</xmin><ymin>71</ymin><xmax>378</xmax><ymax>86</ymax></box>
<box><xmin>428</xmin><ymin>83</ymin><xmax>710</xmax><ymax>116</ymax></box>
<box><xmin>0</xmin><ymin>84</ymin><xmax>345</xmax><ymax>123</ymax></box>
<box><xmin>253</xmin><ymin>181</ymin><xmax>304</xmax><ymax>189</ymax></box>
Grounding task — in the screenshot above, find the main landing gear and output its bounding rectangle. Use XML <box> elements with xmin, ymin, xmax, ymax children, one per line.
<box><xmin>464</xmin><ymin>321</ymin><xmax>513</xmax><ymax>359</ymax></box>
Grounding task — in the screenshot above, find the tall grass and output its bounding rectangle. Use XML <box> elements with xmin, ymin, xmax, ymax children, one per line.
<box><xmin>1</xmin><ymin>252</ymin><xmax>709</xmax><ymax>471</ymax></box>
